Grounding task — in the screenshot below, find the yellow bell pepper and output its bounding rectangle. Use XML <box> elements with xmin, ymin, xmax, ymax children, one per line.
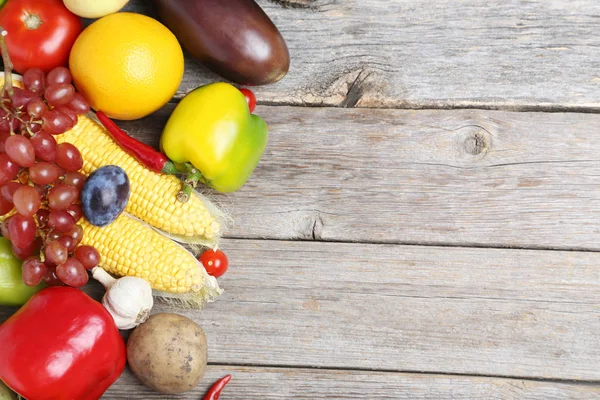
<box><xmin>160</xmin><ymin>82</ymin><xmax>268</xmax><ymax>193</ymax></box>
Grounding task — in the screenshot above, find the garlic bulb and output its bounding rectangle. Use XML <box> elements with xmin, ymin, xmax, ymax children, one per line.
<box><xmin>92</xmin><ymin>267</ymin><xmax>154</xmax><ymax>330</ymax></box>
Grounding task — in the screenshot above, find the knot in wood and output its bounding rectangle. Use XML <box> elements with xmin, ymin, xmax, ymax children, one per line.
<box><xmin>461</xmin><ymin>128</ymin><xmax>490</xmax><ymax>157</ymax></box>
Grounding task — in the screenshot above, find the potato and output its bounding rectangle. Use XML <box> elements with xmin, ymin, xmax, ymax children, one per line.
<box><xmin>127</xmin><ymin>313</ymin><xmax>208</xmax><ymax>394</ymax></box>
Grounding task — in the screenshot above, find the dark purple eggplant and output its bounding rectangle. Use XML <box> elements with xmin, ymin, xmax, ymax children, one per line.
<box><xmin>154</xmin><ymin>0</ymin><xmax>290</xmax><ymax>86</ymax></box>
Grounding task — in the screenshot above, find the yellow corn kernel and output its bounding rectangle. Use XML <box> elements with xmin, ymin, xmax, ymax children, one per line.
<box><xmin>56</xmin><ymin>116</ymin><xmax>222</xmax><ymax>245</ymax></box>
<box><xmin>80</xmin><ymin>212</ymin><xmax>221</xmax><ymax>299</ymax></box>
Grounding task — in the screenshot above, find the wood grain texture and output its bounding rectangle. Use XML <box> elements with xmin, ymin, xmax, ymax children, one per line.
<box><xmin>4</xmin><ymin>240</ymin><xmax>596</xmax><ymax>381</ymax></box>
<box><xmin>124</xmin><ymin>0</ymin><xmax>600</xmax><ymax>110</ymax></box>
<box><xmin>119</xmin><ymin>105</ymin><xmax>600</xmax><ymax>250</ymax></box>
<box><xmin>104</xmin><ymin>366</ymin><xmax>600</xmax><ymax>399</ymax></box>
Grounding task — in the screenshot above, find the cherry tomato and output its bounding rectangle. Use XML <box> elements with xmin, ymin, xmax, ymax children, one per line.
<box><xmin>0</xmin><ymin>0</ymin><xmax>82</xmax><ymax>73</ymax></box>
<box><xmin>239</xmin><ymin>88</ymin><xmax>257</xmax><ymax>113</ymax></box>
<box><xmin>199</xmin><ymin>249</ymin><xmax>228</xmax><ymax>278</ymax></box>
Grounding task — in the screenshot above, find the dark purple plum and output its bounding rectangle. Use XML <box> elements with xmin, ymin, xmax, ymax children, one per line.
<box><xmin>81</xmin><ymin>165</ymin><xmax>130</xmax><ymax>227</ymax></box>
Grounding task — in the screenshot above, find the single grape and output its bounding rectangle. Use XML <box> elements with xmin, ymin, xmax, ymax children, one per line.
<box><xmin>27</xmin><ymin>122</ymin><xmax>43</xmax><ymax>135</ymax></box>
<box><xmin>67</xmin><ymin>225</ymin><xmax>83</xmax><ymax>246</ymax></box>
<box><xmin>47</xmin><ymin>230</ymin><xmax>62</xmax><ymax>242</ymax></box>
<box><xmin>7</xmin><ymin>214</ymin><xmax>36</xmax><ymax>249</ymax></box>
<box><xmin>43</xmin><ymin>265</ymin><xmax>63</xmax><ymax>286</ymax></box>
<box><xmin>56</xmin><ymin>143</ymin><xmax>83</xmax><ymax>171</ymax></box>
<box><xmin>56</xmin><ymin>258</ymin><xmax>88</xmax><ymax>287</ymax></box>
<box><xmin>66</xmin><ymin>204</ymin><xmax>83</xmax><ymax>222</ymax></box>
<box><xmin>46</xmin><ymin>67</ymin><xmax>72</xmax><ymax>86</ymax></box>
<box><xmin>55</xmin><ymin>106</ymin><xmax>78</xmax><ymax>126</ymax></box>
<box><xmin>13</xmin><ymin>185</ymin><xmax>41</xmax><ymax>217</ymax></box>
<box><xmin>5</xmin><ymin>135</ymin><xmax>35</xmax><ymax>167</ymax></box>
<box><xmin>44</xmin><ymin>83</ymin><xmax>75</xmax><ymax>107</ymax></box>
<box><xmin>48</xmin><ymin>210</ymin><xmax>75</xmax><ymax>232</ymax></box>
<box><xmin>12</xmin><ymin>88</ymin><xmax>37</xmax><ymax>110</ymax></box>
<box><xmin>23</xmin><ymin>68</ymin><xmax>45</xmax><ymax>93</ymax></box>
<box><xmin>48</xmin><ymin>184</ymin><xmax>78</xmax><ymax>210</ymax></box>
<box><xmin>36</xmin><ymin>208</ymin><xmax>50</xmax><ymax>228</ymax></box>
<box><xmin>0</xmin><ymin>195</ymin><xmax>13</xmax><ymax>216</ymax></box>
<box><xmin>30</xmin><ymin>132</ymin><xmax>57</xmax><ymax>162</ymax></box>
<box><xmin>63</xmin><ymin>171</ymin><xmax>86</xmax><ymax>190</ymax></box>
<box><xmin>0</xmin><ymin>181</ymin><xmax>21</xmax><ymax>204</ymax></box>
<box><xmin>0</xmin><ymin>154</ymin><xmax>21</xmax><ymax>185</ymax></box>
<box><xmin>12</xmin><ymin>237</ymin><xmax>41</xmax><ymax>260</ymax></box>
<box><xmin>0</xmin><ymin>131</ymin><xmax>10</xmax><ymax>152</ymax></box>
<box><xmin>0</xmin><ymin>217</ymin><xmax>11</xmax><ymax>239</ymax></box>
<box><xmin>26</xmin><ymin>98</ymin><xmax>48</xmax><ymax>119</ymax></box>
<box><xmin>29</xmin><ymin>162</ymin><xmax>62</xmax><ymax>185</ymax></box>
<box><xmin>22</xmin><ymin>257</ymin><xmax>47</xmax><ymax>286</ymax></box>
<box><xmin>42</xmin><ymin>110</ymin><xmax>74</xmax><ymax>135</ymax></box>
<box><xmin>74</xmin><ymin>245</ymin><xmax>100</xmax><ymax>270</ymax></box>
<box><xmin>45</xmin><ymin>240</ymin><xmax>68</xmax><ymax>265</ymax></box>
<box><xmin>9</xmin><ymin>118</ymin><xmax>21</xmax><ymax>135</ymax></box>
<box><xmin>67</xmin><ymin>93</ymin><xmax>91</xmax><ymax>115</ymax></box>
<box><xmin>58</xmin><ymin>236</ymin><xmax>76</xmax><ymax>253</ymax></box>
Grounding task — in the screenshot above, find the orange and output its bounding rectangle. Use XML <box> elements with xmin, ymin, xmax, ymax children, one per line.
<box><xmin>69</xmin><ymin>13</ymin><xmax>184</xmax><ymax>121</ymax></box>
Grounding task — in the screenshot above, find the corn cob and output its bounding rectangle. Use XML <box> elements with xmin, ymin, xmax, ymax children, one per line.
<box><xmin>0</xmin><ymin>210</ymin><xmax>221</xmax><ymax>304</ymax></box>
<box><xmin>80</xmin><ymin>212</ymin><xmax>221</xmax><ymax>303</ymax></box>
<box><xmin>56</xmin><ymin>115</ymin><xmax>223</xmax><ymax>247</ymax></box>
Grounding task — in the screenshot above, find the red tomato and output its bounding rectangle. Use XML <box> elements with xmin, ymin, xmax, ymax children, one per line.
<box><xmin>199</xmin><ymin>249</ymin><xmax>229</xmax><ymax>278</ymax></box>
<box><xmin>0</xmin><ymin>0</ymin><xmax>82</xmax><ymax>74</ymax></box>
<box><xmin>239</xmin><ymin>88</ymin><xmax>257</xmax><ymax>113</ymax></box>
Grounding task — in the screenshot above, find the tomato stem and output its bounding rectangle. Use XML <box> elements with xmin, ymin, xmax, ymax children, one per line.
<box><xmin>23</xmin><ymin>13</ymin><xmax>42</xmax><ymax>30</ymax></box>
<box><xmin>0</xmin><ymin>26</ymin><xmax>13</xmax><ymax>98</ymax></box>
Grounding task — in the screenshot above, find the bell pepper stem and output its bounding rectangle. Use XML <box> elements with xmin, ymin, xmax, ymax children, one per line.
<box><xmin>177</xmin><ymin>162</ymin><xmax>195</xmax><ymax>174</ymax></box>
<box><xmin>177</xmin><ymin>168</ymin><xmax>204</xmax><ymax>203</ymax></box>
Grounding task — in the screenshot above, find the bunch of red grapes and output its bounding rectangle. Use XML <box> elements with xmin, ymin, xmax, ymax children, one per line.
<box><xmin>0</xmin><ymin>66</ymin><xmax>100</xmax><ymax>288</ymax></box>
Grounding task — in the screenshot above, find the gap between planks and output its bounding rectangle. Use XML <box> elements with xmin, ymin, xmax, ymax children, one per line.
<box><xmin>104</xmin><ymin>365</ymin><xmax>600</xmax><ymax>399</ymax></box>
<box><xmin>206</xmin><ymin>362</ymin><xmax>600</xmax><ymax>386</ymax></box>
<box><xmin>256</xmin><ymin>100</ymin><xmax>600</xmax><ymax>114</ymax></box>
<box><xmin>224</xmin><ymin>235</ymin><xmax>600</xmax><ymax>255</ymax></box>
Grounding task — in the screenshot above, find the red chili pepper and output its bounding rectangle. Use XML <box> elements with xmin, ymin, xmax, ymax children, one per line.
<box><xmin>0</xmin><ymin>287</ymin><xmax>127</xmax><ymax>400</ymax></box>
<box><xmin>204</xmin><ymin>374</ymin><xmax>232</xmax><ymax>400</ymax></box>
<box><xmin>96</xmin><ymin>111</ymin><xmax>178</xmax><ymax>174</ymax></box>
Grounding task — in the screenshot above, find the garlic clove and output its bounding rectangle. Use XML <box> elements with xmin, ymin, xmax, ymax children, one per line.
<box><xmin>92</xmin><ymin>267</ymin><xmax>154</xmax><ymax>330</ymax></box>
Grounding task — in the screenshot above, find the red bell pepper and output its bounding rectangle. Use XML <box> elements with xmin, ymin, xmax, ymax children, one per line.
<box><xmin>0</xmin><ymin>287</ymin><xmax>126</xmax><ymax>400</ymax></box>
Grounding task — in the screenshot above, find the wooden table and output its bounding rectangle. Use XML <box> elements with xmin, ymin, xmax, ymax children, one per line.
<box><xmin>3</xmin><ymin>0</ymin><xmax>600</xmax><ymax>398</ymax></box>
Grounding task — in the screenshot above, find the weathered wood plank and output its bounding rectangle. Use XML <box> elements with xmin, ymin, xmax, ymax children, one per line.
<box><xmin>124</xmin><ymin>0</ymin><xmax>600</xmax><ymax>110</ymax></box>
<box><xmin>104</xmin><ymin>366</ymin><xmax>600</xmax><ymax>399</ymax></box>
<box><xmin>121</xmin><ymin>106</ymin><xmax>600</xmax><ymax>250</ymax></box>
<box><xmin>2</xmin><ymin>240</ymin><xmax>599</xmax><ymax>380</ymax></box>
<box><xmin>4</xmin><ymin>240</ymin><xmax>595</xmax><ymax>381</ymax></box>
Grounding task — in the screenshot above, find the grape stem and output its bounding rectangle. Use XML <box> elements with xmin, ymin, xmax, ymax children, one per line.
<box><xmin>0</xmin><ymin>26</ymin><xmax>13</xmax><ymax>98</ymax></box>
